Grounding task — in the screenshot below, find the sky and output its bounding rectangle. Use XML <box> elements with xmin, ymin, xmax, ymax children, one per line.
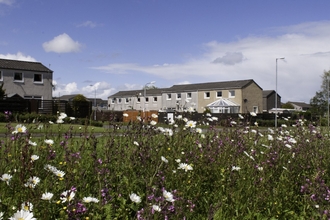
<box><xmin>1</xmin><ymin>0</ymin><xmax>330</xmax><ymax>103</ymax></box>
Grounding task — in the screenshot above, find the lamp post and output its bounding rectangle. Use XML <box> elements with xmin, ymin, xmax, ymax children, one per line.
<box><xmin>143</xmin><ymin>81</ymin><xmax>155</xmax><ymax>119</ymax></box>
<box><xmin>275</xmin><ymin>57</ymin><xmax>285</xmax><ymax>128</ymax></box>
<box><xmin>327</xmin><ymin>76</ymin><xmax>329</xmax><ymax>127</ymax></box>
<box><xmin>90</xmin><ymin>85</ymin><xmax>96</xmax><ymax>121</ymax></box>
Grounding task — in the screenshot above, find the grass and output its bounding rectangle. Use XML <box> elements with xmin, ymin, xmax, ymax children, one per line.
<box><xmin>0</xmin><ymin>113</ymin><xmax>330</xmax><ymax>219</ymax></box>
<box><xmin>0</xmin><ymin>122</ymin><xmax>108</xmax><ymax>134</ymax></box>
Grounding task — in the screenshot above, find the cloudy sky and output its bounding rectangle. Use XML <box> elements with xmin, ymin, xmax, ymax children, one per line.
<box><xmin>1</xmin><ymin>0</ymin><xmax>330</xmax><ymax>102</ymax></box>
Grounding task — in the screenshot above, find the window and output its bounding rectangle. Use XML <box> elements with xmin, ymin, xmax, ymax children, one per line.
<box><xmin>145</xmin><ymin>97</ymin><xmax>149</xmax><ymax>103</ymax></box>
<box><xmin>217</xmin><ymin>91</ymin><xmax>222</xmax><ymax>98</ymax></box>
<box><xmin>14</xmin><ymin>72</ymin><xmax>23</xmax><ymax>82</ymax></box>
<box><xmin>229</xmin><ymin>90</ymin><xmax>235</xmax><ymax>98</ymax></box>
<box><xmin>187</xmin><ymin>92</ymin><xmax>192</xmax><ymax>99</ymax></box>
<box><xmin>253</xmin><ymin>106</ymin><xmax>259</xmax><ymax>113</ymax></box>
<box><xmin>153</xmin><ymin>97</ymin><xmax>158</xmax><ymax>102</ymax></box>
<box><xmin>177</xmin><ymin>93</ymin><xmax>181</xmax><ymax>100</ymax></box>
<box><xmin>118</xmin><ymin>98</ymin><xmax>122</xmax><ymax>103</ymax></box>
<box><xmin>137</xmin><ymin>97</ymin><xmax>141</xmax><ymax>103</ymax></box>
<box><xmin>167</xmin><ymin>93</ymin><xmax>171</xmax><ymax>100</ymax></box>
<box><xmin>125</xmin><ymin>98</ymin><xmax>129</xmax><ymax>103</ymax></box>
<box><xmin>111</xmin><ymin>98</ymin><xmax>115</xmax><ymax>104</ymax></box>
<box><xmin>204</xmin><ymin>92</ymin><xmax>210</xmax><ymax>99</ymax></box>
<box><xmin>34</xmin><ymin>73</ymin><xmax>43</xmax><ymax>83</ymax></box>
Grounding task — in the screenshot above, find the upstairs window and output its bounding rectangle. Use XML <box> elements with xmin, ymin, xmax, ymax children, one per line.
<box><xmin>229</xmin><ymin>90</ymin><xmax>235</xmax><ymax>98</ymax></box>
<box><xmin>125</xmin><ymin>98</ymin><xmax>129</xmax><ymax>103</ymax></box>
<box><xmin>137</xmin><ymin>97</ymin><xmax>141</xmax><ymax>103</ymax></box>
<box><xmin>111</xmin><ymin>98</ymin><xmax>115</xmax><ymax>104</ymax></box>
<box><xmin>204</xmin><ymin>92</ymin><xmax>210</xmax><ymax>99</ymax></box>
<box><xmin>118</xmin><ymin>98</ymin><xmax>122</xmax><ymax>103</ymax></box>
<box><xmin>217</xmin><ymin>91</ymin><xmax>222</xmax><ymax>98</ymax></box>
<box><xmin>167</xmin><ymin>94</ymin><xmax>171</xmax><ymax>100</ymax></box>
<box><xmin>34</xmin><ymin>73</ymin><xmax>43</xmax><ymax>83</ymax></box>
<box><xmin>153</xmin><ymin>97</ymin><xmax>158</xmax><ymax>102</ymax></box>
<box><xmin>14</xmin><ymin>72</ymin><xmax>23</xmax><ymax>82</ymax></box>
<box><xmin>145</xmin><ymin>97</ymin><xmax>149</xmax><ymax>103</ymax></box>
<box><xmin>177</xmin><ymin>93</ymin><xmax>181</xmax><ymax>100</ymax></box>
<box><xmin>187</xmin><ymin>92</ymin><xmax>192</xmax><ymax>99</ymax></box>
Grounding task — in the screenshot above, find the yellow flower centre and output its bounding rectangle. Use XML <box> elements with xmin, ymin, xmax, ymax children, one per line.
<box><xmin>17</xmin><ymin>128</ymin><xmax>23</xmax><ymax>132</ymax></box>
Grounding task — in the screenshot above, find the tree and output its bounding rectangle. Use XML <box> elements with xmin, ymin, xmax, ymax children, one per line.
<box><xmin>143</xmin><ymin>85</ymin><xmax>158</xmax><ymax>90</ymax></box>
<box><xmin>71</xmin><ymin>94</ymin><xmax>90</xmax><ymax>118</ymax></box>
<box><xmin>0</xmin><ymin>83</ymin><xmax>6</xmax><ymax>100</ymax></box>
<box><xmin>310</xmin><ymin>70</ymin><xmax>330</xmax><ymax>116</ymax></box>
<box><xmin>281</xmin><ymin>102</ymin><xmax>294</xmax><ymax>109</ymax></box>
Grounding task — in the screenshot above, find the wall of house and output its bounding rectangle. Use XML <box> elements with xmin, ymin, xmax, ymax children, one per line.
<box><xmin>197</xmin><ymin>89</ymin><xmax>242</xmax><ymax>113</ymax></box>
<box><xmin>108</xmin><ymin>95</ymin><xmax>162</xmax><ymax>111</ymax></box>
<box><xmin>241</xmin><ymin>83</ymin><xmax>263</xmax><ymax>113</ymax></box>
<box><xmin>1</xmin><ymin>69</ymin><xmax>53</xmax><ymax>100</ymax></box>
<box><xmin>161</xmin><ymin>91</ymin><xmax>198</xmax><ymax>111</ymax></box>
<box><xmin>263</xmin><ymin>93</ymin><xmax>281</xmax><ymax>112</ymax></box>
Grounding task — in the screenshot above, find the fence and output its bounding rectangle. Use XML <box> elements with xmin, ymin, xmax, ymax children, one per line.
<box><xmin>0</xmin><ymin>99</ymin><xmax>92</xmax><ymax>119</ymax></box>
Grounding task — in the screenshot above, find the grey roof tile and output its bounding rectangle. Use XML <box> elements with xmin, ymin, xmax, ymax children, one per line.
<box><xmin>0</xmin><ymin>58</ymin><xmax>53</xmax><ymax>73</ymax></box>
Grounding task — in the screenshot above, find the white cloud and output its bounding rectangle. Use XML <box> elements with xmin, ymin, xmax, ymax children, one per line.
<box><xmin>77</xmin><ymin>21</ymin><xmax>98</xmax><ymax>28</ymax></box>
<box><xmin>42</xmin><ymin>33</ymin><xmax>82</xmax><ymax>53</ymax></box>
<box><xmin>0</xmin><ymin>52</ymin><xmax>36</xmax><ymax>61</ymax></box>
<box><xmin>93</xmin><ymin>21</ymin><xmax>330</xmax><ymax>102</ymax></box>
<box><xmin>53</xmin><ymin>82</ymin><xmax>79</xmax><ymax>97</ymax></box>
<box><xmin>212</xmin><ymin>52</ymin><xmax>244</xmax><ymax>65</ymax></box>
<box><xmin>0</xmin><ymin>0</ymin><xmax>15</xmax><ymax>5</ymax></box>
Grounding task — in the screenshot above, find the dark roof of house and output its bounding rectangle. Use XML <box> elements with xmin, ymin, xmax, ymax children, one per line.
<box><xmin>0</xmin><ymin>58</ymin><xmax>53</xmax><ymax>73</ymax></box>
<box><xmin>109</xmin><ymin>88</ymin><xmax>164</xmax><ymax>98</ymax></box>
<box><xmin>263</xmin><ymin>90</ymin><xmax>281</xmax><ymax>98</ymax></box>
<box><xmin>166</xmin><ymin>79</ymin><xmax>262</xmax><ymax>92</ymax></box>
<box><xmin>288</xmin><ymin>101</ymin><xmax>311</xmax><ymax>108</ymax></box>
<box><xmin>56</xmin><ymin>94</ymin><xmax>80</xmax><ymax>101</ymax></box>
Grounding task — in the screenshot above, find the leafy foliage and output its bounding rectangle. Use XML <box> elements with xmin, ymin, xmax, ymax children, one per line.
<box><xmin>310</xmin><ymin>70</ymin><xmax>330</xmax><ymax>116</ymax></box>
<box><xmin>281</xmin><ymin>102</ymin><xmax>294</xmax><ymax>109</ymax></box>
<box><xmin>0</xmin><ymin>112</ymin><xmax>329</xmax><ymax>219</ymax></box>
<box><xmin>0</xmin><ymin>82</ymin><xmax>6</xmax><ymax>100</ymax></box>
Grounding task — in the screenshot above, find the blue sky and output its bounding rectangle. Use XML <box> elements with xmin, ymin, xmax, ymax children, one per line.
<box><xmin>1</xmin><ymin>0</ymin><xmax>330</xmax><ymax>102</ymax></box>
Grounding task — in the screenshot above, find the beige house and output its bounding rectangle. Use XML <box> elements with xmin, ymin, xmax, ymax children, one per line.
<box><xmin>172</xmin><ymin>79</ymin><xmax>263</xmax><ymax>113</ymax></box>
<box><xmin>109</xmin><ymin>79</ymin><xmax>264</xmax><ymax>114</ymax></box>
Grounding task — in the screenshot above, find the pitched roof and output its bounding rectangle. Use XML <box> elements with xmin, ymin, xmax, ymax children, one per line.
<box><xmin>207</xmin><ymin>98</ymin><xmax>239</xmax><ymax>107</ymax></box>
<box><xmin>263</xmin><ymin>90</ymin><xmax>274</xmax><ymax>97</ymax></box>
<box><xmin>109</xmin><ymin>88</ymin><xmax>164</xmax><ymax>98</ymax></box>
<box><xmin>263</xmin><ymin>90</ymin><xmax>281</xmax><ymax>98</ymax></box>
<box><xmin>167</xmin><ymin>79</ymin><xmax>262</xmax><ymax>92</ymax></box>
<box><xmin>57</xmin><ymin>94</ymin><xmax>79</xmax><ymax>101</ymax></box>
<box><xmin>0</xmin><ymin>58</ymin><xmax>53</xmax><ymax>73</ymax></box>
<box><xmin>288</xmin><ymin>101</ymin><xmax>310</xmax><ymax>108</ymax></box>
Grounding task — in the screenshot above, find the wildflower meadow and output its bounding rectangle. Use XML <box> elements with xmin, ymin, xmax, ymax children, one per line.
<box><xmin>0</xmin><ymin>111</ymin><xmax>330</xmax><ymax>219</ymax></box>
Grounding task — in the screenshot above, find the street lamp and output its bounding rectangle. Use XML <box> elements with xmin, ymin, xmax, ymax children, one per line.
<box><xmin>143</xmin><ymin>81</ymin><xmax>156</xmax><ymax>119</ymax></box>
<box><xmin>90</xmin><ymin>85</ymin><xmax>97</xmax><ymax>121</ymax></box>
<box><xmin>275</xmin><ymin>57</ymin><xmax>285</xmax><ymax>128</ymax></box>
<box><xmin>327</xmin><ymin>76</ymin><xmax>329</xmax><ymax>127</ymax></box>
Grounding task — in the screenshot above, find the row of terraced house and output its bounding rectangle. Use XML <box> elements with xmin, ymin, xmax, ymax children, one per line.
<box><xmin>0</xmin><ymin>58</ymin><xmax>283</xmax><ymax>115</ymax></box>
<box><xmin>108</xmin><ymin>79</ymin><xmax>282</xmax><ymax>114</ymax></box>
